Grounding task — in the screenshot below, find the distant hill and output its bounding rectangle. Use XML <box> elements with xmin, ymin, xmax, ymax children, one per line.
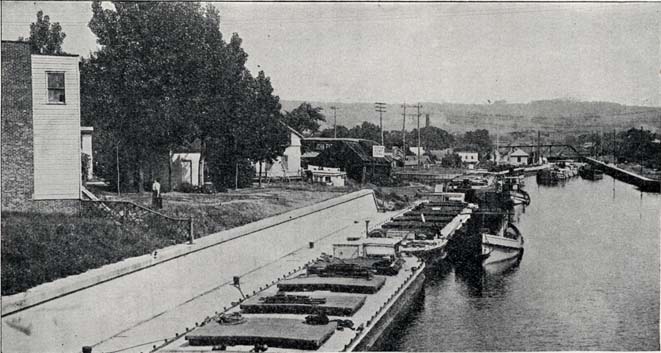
<box><xmin>280</xmin><ymin>99</ymin><xmax>661</xmax><ymax>134</ymax></box>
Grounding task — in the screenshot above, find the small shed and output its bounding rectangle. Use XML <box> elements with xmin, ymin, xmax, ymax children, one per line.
<box><xmin>508</xmin><ymin>148</ymin><xmax>529</xmax><ymax>166</ymax></box>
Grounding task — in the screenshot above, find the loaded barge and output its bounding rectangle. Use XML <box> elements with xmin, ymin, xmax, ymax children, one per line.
<box><xmin>156</xmin><ymin>237</ymin><xmax>425</xmax><ymax>352</ymax></box>
<box><xmin>373</xmin><ymin>199</ymin><xmax>474</xmax><ymax>265</ymax></box>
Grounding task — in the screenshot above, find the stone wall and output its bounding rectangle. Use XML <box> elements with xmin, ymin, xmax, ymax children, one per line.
<box><xmin>1</xmin><ymin>41</ymin><xmax>34</xmax><ymax>212</ymax></box>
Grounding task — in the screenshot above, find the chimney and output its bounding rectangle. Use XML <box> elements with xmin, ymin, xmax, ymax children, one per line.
<box><xmin>425</xmin><ymin>114</ymin><xmax>430</xmax><ymax>128</ymax></box>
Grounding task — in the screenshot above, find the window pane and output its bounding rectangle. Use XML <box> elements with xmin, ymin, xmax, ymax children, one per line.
<box><xmin>47</xmin><ymin>72</ymin><xmax>65</xmax><ymax>89</ymax></box>
<box><xmin>48</xmin><ymin>89</ymin><xmax>65</xmax><ymax>103</ymax></box>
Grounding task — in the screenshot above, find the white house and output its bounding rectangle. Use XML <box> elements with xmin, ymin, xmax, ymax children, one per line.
<box><xmin>31</xmin><ymin>53</ymin><xmax>82</xmax><ymax>201</ymax></box>
<box><xmin>256</xmin><ymin>125</ymin><xmax>303</xmax><ymax>179</ymax></box>
<box><xmin>508</xmin><ymin>148</ymin><xmax>529</xmax><ymax>166</ymax></box>
<box><xmin>456</xmin><ymin>151</ymin><xmax>479</xmax><ymax>169</ymax></box>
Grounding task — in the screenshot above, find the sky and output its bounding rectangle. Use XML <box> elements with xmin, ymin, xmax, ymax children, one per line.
<box><xmin>2</xmin><ymin>1</ymin><xmax>660</xmax><ymax>106</ymax></box>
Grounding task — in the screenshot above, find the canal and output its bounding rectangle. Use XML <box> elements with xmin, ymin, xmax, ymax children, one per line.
<box><xmin>387</xmin><ymin>175</ymin><xmax>660</xmax><ymax>351</ymax></box>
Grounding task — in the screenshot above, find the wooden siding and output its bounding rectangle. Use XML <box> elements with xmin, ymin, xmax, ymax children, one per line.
<box><xmin>31</xmin><ymin>55</ymin><xmax>81</xmax><ymax>200</ymax></box>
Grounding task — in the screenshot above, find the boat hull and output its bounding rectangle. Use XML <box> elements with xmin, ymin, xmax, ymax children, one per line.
<box><xmin>350</xmin><ymin>266</ymin><xmax>426</xmax><ymax>352</ymax></box>
<box><xmin>481</xmin><ymin>233</ymin><xmax>524</xmax><ymax>266</ymax></box>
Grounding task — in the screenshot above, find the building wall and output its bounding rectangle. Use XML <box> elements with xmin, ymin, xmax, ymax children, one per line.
<box><xmin>457</xmin><ymin>152</ymin><xmax>478</xmax><ymax>162</ymax></box>
<box><xmin>286</xmin><ymin>132</ymin><xmax>302</xmax><ymax>176</ymax></box>
<box><xmin>31</xmin><ymin>54</ymin><xmax>81</xmax><ymax>200</ymax></box>
<box><xmin>509</xmin><ymin>155</ymin><xmax>529</xmax><ymax>166</ymax></box>
<box><xmin>1</xmin><ymin>42</ymin><xmax>35</xmax><ymax>211</ymax></box>
<box><xmin>171</xmin><ymin>152</ymin><xmax>200</xmax><ymax>187</ymax></box>
<box><xmin>256</xmin><ymin>131</ymin><xmax>302</xmax><ymax>178</ymax></box>
<box><xmin>81</xmin><ymin>129</ymin><xmax>93</xmax><ymax>180</ymax></box>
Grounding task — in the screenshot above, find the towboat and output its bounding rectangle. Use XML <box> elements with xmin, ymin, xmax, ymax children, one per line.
<box><xmin>447</xmin><ymin>173</ymin><xmax>495</xmax><ymax>191</ymax></box>
<box><xmin>579</xmin><ymin>164</ymin><xmax>604</xmax><ymax>180</ymax></box>
<box><xmin>157</xmin><ymin>237</ymin><xmax>425</xmax><ymax>352</ymax></box>
<box><xmin>480</xmin><ymin>217</ymin><xmax>524</xmax><ymax>268</ymax></box>
<box><xmin>499</xmin><ymin>175</ymin><xmax>530</xmax><ymax>206</ymax></box>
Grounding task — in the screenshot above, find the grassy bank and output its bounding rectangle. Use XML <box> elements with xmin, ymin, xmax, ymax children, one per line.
<box><xmin>1</xmin><ymin>212</ymin><xmax>183</xmax><ymax>296</ymax></box>
<box><xmin>2</xmin><ymin>183</ymin><xmax>351</xmax><ymax>295</ymax></box>
<box><xmin>98</xmin><ymin>182</ymin><xmax>352</xmax><ymax>237</ymax></box>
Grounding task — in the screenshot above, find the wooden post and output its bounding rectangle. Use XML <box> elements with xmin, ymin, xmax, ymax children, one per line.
<box><xmin>235</xmin><ymin>162</ymin><xmax>239</xmax><ymax>191</ymax></box>
<box><xmin>116</xmin><ymin>144</ymin><xmax>121</xmax><ymax>196</ymax></box>
<box><xmin>189</xmin><ymin>217</ymin><xmax>194</xmax><ymax>244</ymax></box>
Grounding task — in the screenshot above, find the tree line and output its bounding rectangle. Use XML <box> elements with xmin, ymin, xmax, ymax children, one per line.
<box><xmin>22</xmin><ymin>4</ymin><xmax>496</xmax><ymax>192</ymax></box>
<box><xmin>23</xmin><ymin>3</ymin><xmax>293</xmax><ymax>191</ymax></box>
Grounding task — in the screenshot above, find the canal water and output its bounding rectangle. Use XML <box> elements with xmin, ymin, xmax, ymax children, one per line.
<box><xmin>387</xmin><ymin>175</ymin><xmax>660</xmax><ymax>351</ymax></box>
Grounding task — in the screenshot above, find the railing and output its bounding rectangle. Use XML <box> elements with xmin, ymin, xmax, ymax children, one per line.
<box><xmin>81</xmin><ymin>200</ymin><xmax>194</xmax><ymax>244</ymax></box>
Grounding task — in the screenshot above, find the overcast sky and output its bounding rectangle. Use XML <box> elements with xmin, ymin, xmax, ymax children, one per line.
<box><xmin>3</xmin><ymin>1</ymin><xmax>660</xmax><ymax>106</ymax></box>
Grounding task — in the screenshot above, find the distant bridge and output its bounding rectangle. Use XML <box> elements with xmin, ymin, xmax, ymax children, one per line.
<box><xmin>501</xmin><ymin>144</ymin><xmax>660</xmax><ymax>192</ymax></box>
<box><xmin>497</xmin><ymin>144</ymin><xmax>584</xmax><ymax>159</ymax></box>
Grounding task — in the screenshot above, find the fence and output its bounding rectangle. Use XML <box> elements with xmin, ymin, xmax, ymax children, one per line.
<box><xmin>80</xmin><ymin>200</ymin><xmax>194</xmax><ymax>244</ymax></box>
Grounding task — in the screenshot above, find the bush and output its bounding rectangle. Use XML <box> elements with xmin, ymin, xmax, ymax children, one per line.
<box><xmin>177</xmin><ymin>182</ymin><xmax>198</xmax><ymax>193</ymax></box>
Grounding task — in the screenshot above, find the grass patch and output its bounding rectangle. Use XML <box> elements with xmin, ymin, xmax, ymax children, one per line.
<box><xmin>2</xmin><ymin>183</ymin><xmax>352</xmax><ymax>295</ymax></box>
<box><xmin>1</xmin><ymin>212</ymin><xmax>182</xmax><ymax>296</ymax></box>
<box><xmin>99</xmin><ymin>182</ymin><xmax>352</xmax><ymax>237</ymax></box>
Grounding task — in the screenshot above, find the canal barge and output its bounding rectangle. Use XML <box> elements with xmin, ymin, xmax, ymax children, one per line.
<box><xmin>375</xmin><ymin>200</ymin><xmax>474</xmax><ymax>265</ymax></box>
<box><xmin>578</xmin><ymin>164</ymin><xmax>604</xmax><ymax>180</ymax></box>
<box><xmin>156</xmin><ymin>238</ymin><xmax>425</xmax><ymax>352</ymax></box>
<box><xmin>481</xmin><ymin>216</ymin><xmax>524</xmax><ymax>267</ymax></box>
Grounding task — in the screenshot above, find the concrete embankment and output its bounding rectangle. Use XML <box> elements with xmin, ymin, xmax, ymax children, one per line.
<box><xmin>584</xmin><ymin>157</ymin><xmax>660</xmax><ymax>192</ymax></box>
<box><xmin>2</xmin><ymin>190</ymin><xmax>401</xmax><ymax>353</ymax></box>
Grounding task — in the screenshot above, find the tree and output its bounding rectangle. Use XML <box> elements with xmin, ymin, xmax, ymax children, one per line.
<box><xmin>319</xmin><ymin>125</ymin><xmax>349</xmax><ymax>138</ymax></box>
<box><xmin>82</xmin><ymin>1</ymin><xmax>286</xmax><ymax>192</ymax></box>
<box><xmin>441</xmin><ymin>153</ymin><xmax>462</xmax><ymax>168</ymax></box>
<box><xmin>411</xmin><ymin>126</ymin><xmax>454</xmax><ymax>151</ymax></box>
<box><xmin>460</xmin><ymin>129</ymin><xmax>493</xmax><ymax>159</ymax></box>
<box><xmin>26</xmin><ymin>10</ymin><xmax>67</xmax><ymax>54</ymax></box>
<box><xmin>348</xmin><ymin>122</ymin><xmax>381</xmax><ymax>142</ymax></box>
<box><xmin>282</xmin><ymin>103</ymin><xmax>326</xmax><ymax>136</ymax></box>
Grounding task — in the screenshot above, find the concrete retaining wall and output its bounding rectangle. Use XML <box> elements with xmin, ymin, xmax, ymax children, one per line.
<box><xmin>2</xmin><ymin>190</ymin><xmax>379</xmax><ymax>352</ymax></box>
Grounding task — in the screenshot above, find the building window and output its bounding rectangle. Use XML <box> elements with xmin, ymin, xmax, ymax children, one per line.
<box><xmin>517</xmin><ymin>156</ymin><xmax>521</xmax><ymax>163</ymax></box>
<box><xmin>47</xmin><ymin>72</ymin><xmax>65</xmax><ymax>104</ymax></box>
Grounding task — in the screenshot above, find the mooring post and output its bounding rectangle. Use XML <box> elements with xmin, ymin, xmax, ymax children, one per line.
<box><xmin>189</xmin><ymin>217</ymin><xmax>194</xmax><ymax>244</ymax></box>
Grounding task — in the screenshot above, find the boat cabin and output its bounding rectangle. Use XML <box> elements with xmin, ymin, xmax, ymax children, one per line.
<box><xmin>333</xmin><ymin>238</ymin><xmax>402</xmax><ymax>259</ymax></box>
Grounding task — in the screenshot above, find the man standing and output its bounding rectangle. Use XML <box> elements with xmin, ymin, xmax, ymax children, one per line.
<box><xmin>152</xmin><ymin>178</ymin><xmax>161</xmax><ymax>209</ymax></box>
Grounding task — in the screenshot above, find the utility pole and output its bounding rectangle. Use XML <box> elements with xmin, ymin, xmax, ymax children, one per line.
<box><xmin>415</xmin><ymin>103</ymin><xmax>422</xmax><ymax>166</ymax></box>
<box><xmin>401</xmin><ymin>104</ymin><xmax>407</xmax><ymax>149</ymax></box>
<box><xmin>330</xmin><ymin>106</ymin><xmax>338</xmax><ymax>138</ymax></box>
<box><xmin>374</xmin><ymin>102</ymin><xmax>386</xmax><ymax>145</ymax></box>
